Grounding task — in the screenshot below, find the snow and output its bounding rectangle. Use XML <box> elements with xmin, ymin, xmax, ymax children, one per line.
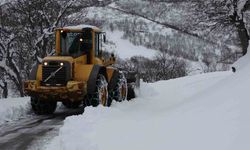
<box><xmin>0</xmin><ymin>44</ymin><xmax>247</xmax><ymax>150</ymax></box>
<box><xmin>237</xmin><ymin>0</ymin><xmax>248</xmax><ymax>19</ymax></box>
<box><xmin>45</xmin><ymin>41</ymin><xmax>250</xmax><ymax>150</ymax></box>
<box><xmin>105</xmin><ymin>31</ymin><xmax>157</xmax><ymax>59</ymax></box>
<box><xmin>0</xmin><ymin>0</ymin><xmax>7</xmax><ymax>5</ymax></box>
<box><xmin>232</xmin><ymin>40</ymin><xmax>250</xmax><ymax>72</ymax></box>
<box><xmin>63</xmin><ymin>24</ymin><xmax>99</xmax><ymax>30</ymax></box>
<box><xmin>0</xmin><ymin>97</ymin><xmax>30</xmax><ymax>125</ymax></box>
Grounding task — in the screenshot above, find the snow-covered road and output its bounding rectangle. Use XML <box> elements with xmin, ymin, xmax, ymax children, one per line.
<box><xmin>0</xmin><ymin>105</ymin><xmax>84</xmax><ymax>150</ymax></box>
<box><xmin>0</xmin><ymin>71</ymin><xmax>232</xmax><ymax>150</ymax></box>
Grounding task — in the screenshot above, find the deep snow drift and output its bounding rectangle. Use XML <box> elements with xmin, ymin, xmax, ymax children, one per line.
<box><xmin>45</xmin><ymin>43</ymin><xmax>250</xmax><ymax>150</ymax></box>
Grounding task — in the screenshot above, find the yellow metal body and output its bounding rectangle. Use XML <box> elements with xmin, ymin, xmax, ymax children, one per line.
<box><xmin>24</xmin><ymin>25</ymin><xmax>117</xmax><ymax>102</ymax></box>
<box><xmin>24</xmin><ymin>80</ymin><xmax>87</xmax><ymax>101</ymax></box>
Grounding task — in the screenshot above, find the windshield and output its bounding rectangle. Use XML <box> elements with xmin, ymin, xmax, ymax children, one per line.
<box><xmin>60</xmin><ymin>31</ymin><xmax>92</xmax><ymax>57</ymax></box>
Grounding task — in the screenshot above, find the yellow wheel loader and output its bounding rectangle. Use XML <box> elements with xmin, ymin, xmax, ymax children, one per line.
<box><xmin>24</xmin><ymin>25</ymin><xmax>137</xmax><ymax>115</ymax></box>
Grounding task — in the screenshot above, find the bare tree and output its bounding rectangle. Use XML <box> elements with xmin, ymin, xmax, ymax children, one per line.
<box><xmin>227</xmin><ymin>0</ymin><xmax>249</xmax><ymax>55</ymax></box>
<box><xmin>0</xmin><ymin>0</ymin><xmax>77</xmax><ymax>97</ymax></box>
<box><xmin>117</xmin><ymin>52</ymin><xmax>187</xmax><ymax>82</ymax></box>
<box><xmin>0</xmin><ymin>25</ymin><xmax>24</xmax><ymax>96</ymax></box>
<box><xmin>190</xmin><ymin>0</ymin><xmax>249</xmax><ymax>55</ymax></box>
<box><xmin>0</xmin><ymin>68</ymin><xmax>8</xmax><ymax>98</ymax></box>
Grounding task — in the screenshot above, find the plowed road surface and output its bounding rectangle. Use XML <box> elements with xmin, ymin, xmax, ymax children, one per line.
<box><xmin>0</xmin><ymin>107</ymin><xmax>84</xmax><ymax>150</ymax></box>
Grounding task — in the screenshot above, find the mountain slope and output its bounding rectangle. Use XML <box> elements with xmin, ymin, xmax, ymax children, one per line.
<box><xmin>105</xmin><ymin>31</ymin><xmax>157</xmax><ymax>59</ymax></box>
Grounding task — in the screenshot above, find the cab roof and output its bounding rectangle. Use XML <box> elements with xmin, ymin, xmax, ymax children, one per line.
<box><xmin>56</xmin><ymin>24</ymin><xmax>102</xmax><ymax>32</ymax></box>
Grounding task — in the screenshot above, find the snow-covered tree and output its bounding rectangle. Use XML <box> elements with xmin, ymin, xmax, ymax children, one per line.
<box><xmin>0</xmin><ymin>0</ymin><xmax>117</xmax><ymax>97</ymax></box>
<box><xmin>0</xmin><ymin>0</ymin><xmax>77</xmax><ymax>97</ymax></box>
<box><xmin>227</xmin><ymin>0</ymin><xmax>249</xmax><ymax>55</ymax></box>
<box><xmin>191</xmin><ymin>0</ymin><xmax>249</xmax><ymax>55</ymax></box>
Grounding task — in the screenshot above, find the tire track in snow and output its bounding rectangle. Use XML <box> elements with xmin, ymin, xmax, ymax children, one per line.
<box><xmin>0</xmin><ymin>107</ymin><xmax>84</xmax><ymax>150</ymax></box>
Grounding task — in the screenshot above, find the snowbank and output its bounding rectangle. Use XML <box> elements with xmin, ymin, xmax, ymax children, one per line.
<box><xmin>63</xmin><ymin>24</ymin><xmax>99</xmax><ymax>30</ymax></box>
<box><xmin>231</xmin><ymin>40</ymin><xmax>250</xmax><ymax>72</ymax></box>
<box><xmin>46</xmin><ymin>43</ymin><xmax>250</xmax><ymax>150</ymax></box>
<box><xmin>46</xmin><ymin>70</ymin><xmax>249</xmax><ymax>150</ymax></box>
<box><xmin>0</xmin><ymin>97</ymin><xmax>30</xmax><ymax>125</ymax></box>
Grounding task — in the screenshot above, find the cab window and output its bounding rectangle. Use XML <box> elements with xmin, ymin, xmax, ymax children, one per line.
<box><xmin>60</xmin><ymin>30</ymin><xmax>92</xmax><ymax>58</ymax></box>
<box><xmin>95</xmin><ymin>32</ymin><xmax>103</xmax><ymax>57</ymax></box>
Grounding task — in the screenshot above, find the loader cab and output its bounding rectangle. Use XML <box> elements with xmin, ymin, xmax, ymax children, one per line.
<box><xmin>55</xmin><ymin>26</ymin><xmax>106</xmax><ymax>64</ymax></box>
<box><xmin>60</xmin><ymin>29</ymin><xmax>92</xmax><ymax>58</ymax></box>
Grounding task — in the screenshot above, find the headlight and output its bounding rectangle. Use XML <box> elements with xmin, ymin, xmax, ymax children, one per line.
<box><xmin>60</xmin><ymin>62</ymin><xmax>64</xmax><ymax>66</ymax></box>
<box><xmin>44</xmin><ymin>62</ymin><xmax>48</xmax><ymax>66</ymax></box>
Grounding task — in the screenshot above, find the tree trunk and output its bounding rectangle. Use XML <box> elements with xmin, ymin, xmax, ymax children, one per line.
<box><xmin>237</xmin><ymin>19</ymin><xmax>249</xmax><ymax>55</ymax></box>
<box><xmin>0</xmin><ymin>81</ymin><xmax>8</xmax><ymax>98</ymax></box>
<box><xmin>2</xmin><ymin>82</ymin><xmax>8</xmax><ymax>98</ymax></box>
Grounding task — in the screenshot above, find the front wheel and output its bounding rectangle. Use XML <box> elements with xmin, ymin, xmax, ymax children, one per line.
<box><xmin>31</xmin><ymin>96</ymin><xmax>57</xmax><ymax>115</ymax></box>
<box><xmin>89</xmin><ymin>74</ymin><xmax>109</xmax><ymax>107</ymax></box>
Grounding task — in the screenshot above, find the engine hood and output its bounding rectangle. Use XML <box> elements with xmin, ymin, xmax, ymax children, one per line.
<box><xmin>43</xmin><ymin>56</ymin><xmax>74</xmax><ymax>63</ymax></box>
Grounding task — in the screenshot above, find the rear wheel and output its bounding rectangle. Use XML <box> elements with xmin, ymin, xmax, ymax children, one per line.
<box><xmin>90</xmin><ymin>74</ymin><xmax>109</xmax><ymax>107</ymax></box>
<box><xmin>31</xmin><ymin>96</ymin><xmax>57</xmax><ymax>115</ymax></box>
<box><xmin>113</xmin><ymin>72</ymin><xmax>128</xmax><ymax>102</ymax></box>
<box><xmin>62</xmin><ymin>101</ymin><xmax>81</xmax><ymax>109</ymax></box>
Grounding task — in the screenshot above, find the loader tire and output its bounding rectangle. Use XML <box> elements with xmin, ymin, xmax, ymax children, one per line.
<box><xmin>62</xmin><ymin>101</ymin><xmax>81</xmax><ymax>109</ymax></box>
<box><xmin>113</xmin><ymin>72</ymin><xmax>127</xmax><ymax>102</ymax></box>
<box><xmin>90</xmin><ymin>74</ymin><xmax>110</xmax><ymax>107</ymax></box>
<box><xmin>31</xmin><ymin>96</ymin><xmax>57</xmax><ymax>115</ymax></box>
<box><xmin>127</xmin><ymin>85</ymin><xmax>135</xmax><ymax>100</ymax></box>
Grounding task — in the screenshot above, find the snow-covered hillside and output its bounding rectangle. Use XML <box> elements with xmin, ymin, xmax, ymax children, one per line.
<box><xmin>106</xmin><ymin>31</ymin><xmax>157</xmax><ymax>59</ymax></box>
<box><xmin>44</xmin><ymin>46</ymin><xmax>250</xmax><ymax>150</ymax></box>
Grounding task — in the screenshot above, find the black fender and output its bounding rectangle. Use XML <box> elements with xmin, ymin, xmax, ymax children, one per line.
<box><xmin>29</xmin><ymin>63</ymin><xmax>39</xmax><ymax>80</ymax></box>
<box><xmin>87</xmin><ymin>65</ymin><xmax>107</xmax><ymax>94</ymax></box>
